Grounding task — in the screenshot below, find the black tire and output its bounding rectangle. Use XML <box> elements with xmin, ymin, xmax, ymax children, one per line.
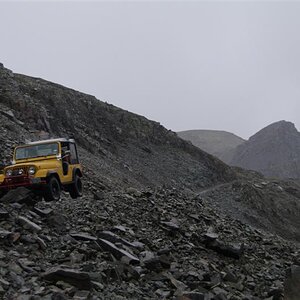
<box><xmin>44</xmin><ymin>176</ymin><xmax>61</xmax><ymax>202</ymax></box>
<box><xmin>69</xmin><ymin>174</ymin><xmax>83</xmax><ymax>199</ymax></box>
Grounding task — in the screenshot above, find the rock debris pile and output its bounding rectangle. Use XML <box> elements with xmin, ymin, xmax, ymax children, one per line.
<box><xmin>198</xmin><ymin>176</ymin><xmax>300</xmax><ymax>242</ymax></box>
<box><xmin>0</xmin><ymin>186</ymin><xmax>299</xmax><ymax>299</ymax></box>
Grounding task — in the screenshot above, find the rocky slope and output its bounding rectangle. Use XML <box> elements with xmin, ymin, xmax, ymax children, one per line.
<box><xmin>0</xmin><ymin>63</ymin><xmax>234</xmax><ymax>191</ymax></box>
<box><xmin>231</xmin><ymin>121</ymin><xmax>300</xmax><ymax>179</ymax></box>
<box><xmin>0</xmin><ymin>64</ymin><xmax>299</xmax><ymax>299</ymax></box>
<box><xmin>0</xmin><ymin>185</ymin><xmax>299</xmax><ymax>299</ymax></box>
<box><xmin>198</xmin><ymin>169</ymin><xmax>300</xmax><ymax>242</ymax></box>
<box><xmin>177</xmin><ymin>130</ymin><xmax>245</xmax><ymax>164</ymax></box>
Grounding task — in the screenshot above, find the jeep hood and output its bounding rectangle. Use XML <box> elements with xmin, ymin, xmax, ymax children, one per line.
<box><xmin>4</xmin><ymin>159</ymin><xmax>60</xmax><ymax>171</ymax></box>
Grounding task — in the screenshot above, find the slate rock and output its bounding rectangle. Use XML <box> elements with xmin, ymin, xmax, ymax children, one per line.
<box><xmin>0</xmin><ymin>207</ymin><xmax>9</xmax><ymax>219</ymax></box>
<box><xmin>73</xmin><ymin>290</ymin><xmax>90</xmax><ymax>300</ymax></box>
<box><xmin>93</xmin><ymin>191</ymin><xmax>105</xmax><ymax>200</ymax></box>
<box><xmin>205</xmin><ymin>240</ymin><xmax>244</xmax><ymax>259</ymax></box>
<box><xmin>155</xmin><ymin>289</ymin><xmax>171</xmax><ymax>298</ymax></box>
<box><xmin>36</xmin><ymin>236</ymin><xmax>47</xmax><ymax>250</ymax></box>
<box><xmin>98</xmin><ymin>238</ymin><xmax>140</xmax><ymax>265</ymax></box>
<box><xmin>70</xmin><ymin>233</ymin><xmax>98</xmax><ymax>242</ymax></box>
<box><xmin>161</xmin><ymin>220</ymin><xmax>180</xmax><ymax>231</ymax></box>
<box><xmin>0</xmin><ymin>229</ymin><xmax>12</xmax><ymax>239</ymax></box>
<box><xmin>144</xmin><ymin>257</ymin><xmax>164</xmax><ymax>273</ymax></box>
<box><xmin>98</xmin><ymin>230</ymin><xmax>137</xmax><ymax>248</ymax></box>
<box><xmin>46</xmin><ymin>213</ymin><xmax>67</xmax><ymax>232</ymax></box>
<box><xmin>1</xmin><ymin>188</ymin><xmax>35</xmax><ymax>204</ymax></box>
<box><xmin>203</xmin><ymin>232</ymin><xmax>219</xmax><ymax>241</ymax></box>
<box><xmin>42</xmin><ymin>267</ymin><xmax>92</xmax><ymax>290</ymax></box>
<box><xmin>223</xmin><ymin>271</ymin><xmax>238</xmax><ymax>283</ymax></box>
<box><xmin>33</xmin><ymin>207</ymin><xmax>53</xmax><ymax>217</ymax></box>
<box><xmin>17</xmin><ymin>216</ymin><xmax>42</xmax><ymax>232</ymax></box>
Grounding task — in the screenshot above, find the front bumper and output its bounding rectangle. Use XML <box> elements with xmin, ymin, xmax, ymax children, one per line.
<box><xmin>0</xmin><ymin>176</ymin><xmax>47</xmax><ymax>190</ymax></box>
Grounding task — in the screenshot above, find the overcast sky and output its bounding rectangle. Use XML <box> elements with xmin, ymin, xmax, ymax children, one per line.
<box><xmin>1</xmin><ymin>1</ymin><xmax>299</xmax><ymax>139</ymax></box>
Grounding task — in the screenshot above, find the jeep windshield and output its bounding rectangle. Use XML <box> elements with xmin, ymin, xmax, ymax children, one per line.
<box><xmin>15</xmin><ymin>143</ymin><xmax>59</xmax><ymax>160</ymax></box>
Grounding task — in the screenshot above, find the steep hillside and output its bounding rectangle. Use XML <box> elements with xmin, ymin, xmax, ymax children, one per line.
<box><xmin>231</xmin><ymin>121</ymin><xmax>300</xmax><ymax>179</ymax></box>
<box><xmin>177</xmin><ymin>130</ymin><xmax>245</xmax><ymax>164</ymax></box>
<box><xmin>0</xmin><ymin>63</ymin><xmax>234</xmax><ymax>190</ymax></box>
<box><xmin>0</xmin><ymin>63</ymin><xmax>299</xmax><ymax>242</ymax></box>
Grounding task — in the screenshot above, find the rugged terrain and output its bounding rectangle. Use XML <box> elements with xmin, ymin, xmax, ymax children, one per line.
<box><xmin>0</xmin><ymin>185</ymin><xmax>299</xmax><ymax>299</ymax></box>
<box><xmin>0</xmin><ymin>64</ymin><xmax>299</xmax><ymax>299</ymax></box>
<box><xmin>0</xmin><ymin>63</ymin><xmax>233</xmax><ymax>191</ymax></box>
<box><xmin>177</xmin><ymin>130</ymin><xmax>245</xmax><ymax>164</ymax></box>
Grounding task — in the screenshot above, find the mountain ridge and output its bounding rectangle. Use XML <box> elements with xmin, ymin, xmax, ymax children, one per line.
<box><xmin>178</xmin><ymin>121</ymin><xmax>300</xmax><ymax>179</ymax></box>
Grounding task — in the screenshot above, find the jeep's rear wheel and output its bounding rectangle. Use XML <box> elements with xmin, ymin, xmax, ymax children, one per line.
<box><xmin>69</xmin><ymin>174</ymin><xmax>82</xmax><ymax>199</ymax></box>
<box><xmin>44</xmin><ymin>176</ymin><xmax>61</xmax><ymax>202</ymax></box>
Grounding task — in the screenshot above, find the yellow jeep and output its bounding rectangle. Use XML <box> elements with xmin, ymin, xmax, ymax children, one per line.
<box><xmin>0</xmin><ymin>138</ymin><xmax>83</xmax><ymax>201</ymax></box>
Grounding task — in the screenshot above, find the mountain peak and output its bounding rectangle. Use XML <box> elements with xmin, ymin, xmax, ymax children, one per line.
<box><xmin>247</xmin><ymin>120</ymin><xmax>299</xmax><ymax>145</ymax></box>
<box><xmin>252</xmin><ymin>120</ymin><xmax>297</xmax><ymax>137</ymax></box>
<box><xmin>231</xmin><ymin>120</ymin><xmax>300</xmax><ymax>178</ymax></box>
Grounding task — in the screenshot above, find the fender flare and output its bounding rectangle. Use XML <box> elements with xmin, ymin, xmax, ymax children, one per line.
<box><xmin>46</xmin><ymin>171</ymin><xmax>61</xmax><ymax>184</ymax></box>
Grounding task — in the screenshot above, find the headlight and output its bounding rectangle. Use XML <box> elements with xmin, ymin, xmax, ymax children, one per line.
<box><xmin>18</xmin><ymin>169</ymin><xmax>24</xmax><ymax>175</ymax></box>
<box><xmin>6</xmin><ymin>169</ymin><xmax>13</xmax><ymax>176</ymax></box>
<box><xmin>28</xmin><ymin>166</ymin><xmax>36</xmax><ymax>175</ymax></box>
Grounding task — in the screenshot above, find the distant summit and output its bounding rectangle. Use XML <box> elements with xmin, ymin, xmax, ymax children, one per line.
<box><xmin>231</xmin><ymin>120</ymin><xmax>300</xmax><ymax>179</ymax></box>
<box><xmin>177</xmin><ymin>130</ymin><xmax>245</xmax><ymax>164</ymax></box>
<box><xmin>179</xmin><ymin>121</ymin><xmax>300</xmax><ymax>179</ymax></box>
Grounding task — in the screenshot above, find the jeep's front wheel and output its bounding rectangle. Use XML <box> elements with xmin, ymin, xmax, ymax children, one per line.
<box><xmin>44</xmin><ymin>176</ymin><xmax>61</xmax><ymax>202</ymax></box>
<box><xmin>69</xmin><ymin>174</ymin><xmax>83</xmax><ymax>199</ymax></box>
